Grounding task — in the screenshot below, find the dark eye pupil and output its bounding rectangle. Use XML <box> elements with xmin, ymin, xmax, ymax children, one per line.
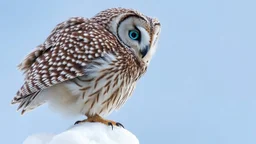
<box><xmin>131</xmin><ymin>32</ymin><xmax>137</xmax><ymax>38</ymax></box>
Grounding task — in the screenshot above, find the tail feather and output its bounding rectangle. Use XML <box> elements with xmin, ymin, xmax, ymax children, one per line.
<box><xmin>12</xmin><ymin>91</ymin><xmax>41</xmax><ymax>114</ymax></box>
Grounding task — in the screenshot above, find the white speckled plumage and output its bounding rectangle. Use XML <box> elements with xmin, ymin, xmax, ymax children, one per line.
<box><xmin>12</xmin><ymin>7</ymin><xmax>161</xmax><ymax>118</ymax></box>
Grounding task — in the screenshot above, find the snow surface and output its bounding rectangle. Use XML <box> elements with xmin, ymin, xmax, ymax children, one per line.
<box><xmin>23</xmin><ymin>123</ymin><xmax>139</xmax><ymax>144</ymax></box>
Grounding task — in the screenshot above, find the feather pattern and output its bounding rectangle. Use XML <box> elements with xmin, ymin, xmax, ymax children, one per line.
<box><xmin>11</xmin><ymin>7</ymin><xmax>160</xmax><ymax>117</ymax></box>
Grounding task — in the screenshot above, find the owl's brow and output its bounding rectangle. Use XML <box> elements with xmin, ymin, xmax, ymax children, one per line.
<box><xmin>118</xmin><ymin>14</ymin><xmax>148</xmax><ymax>27</ymax></box>
<box><xmin>129</xmin><ymin>14</ymin><xmax>147</xmax><ymax>21</ymax></box>
<box><xmin>154</xmin><ymin>22</ymin><xmax>161</xmax><ymax>26</ymax></box>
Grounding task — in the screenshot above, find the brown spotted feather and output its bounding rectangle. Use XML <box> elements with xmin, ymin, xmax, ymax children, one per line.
<box><xmin>11</xmin><ymin>7</ymin><xmax>160</xmax><ymax>118</ymax></box>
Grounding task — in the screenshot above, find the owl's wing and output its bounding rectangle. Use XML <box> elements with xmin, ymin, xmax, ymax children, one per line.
<box><xmin>12</xmin><ymin>17</ymin><xmax>116</xmax><ymax>113</ymax></box>
<box><xmin>18</xmin><ymin>17</ymin><xmax>87</xmax><ymax>72</ymax></box>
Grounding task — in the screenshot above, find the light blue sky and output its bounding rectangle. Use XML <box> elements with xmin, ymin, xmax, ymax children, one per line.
<box><xmin>1</xmin><ymin>0</ymin><xmax>256</xmax><ymax>143</ymax></box>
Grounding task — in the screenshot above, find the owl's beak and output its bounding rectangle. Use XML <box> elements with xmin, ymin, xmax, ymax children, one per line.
<box><xmin>140</xmin><ymin>45</ymin><xmax>149</xmax><ymax>58</ymax></box>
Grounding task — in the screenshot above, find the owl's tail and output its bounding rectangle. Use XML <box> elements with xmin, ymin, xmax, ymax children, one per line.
<box><xmin>11</xmin><ymin>91</ymin><xmax>41</xmax><ymax>115</ymax></box>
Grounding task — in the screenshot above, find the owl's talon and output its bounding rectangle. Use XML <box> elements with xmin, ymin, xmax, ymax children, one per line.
<box><xmin>74</xmin><ymin>114</ymin><xmax>125</xmax><ymax>129</ymax></box>
<box><xmin>108</xmin><ymin>122</ymin><xmax>114</xmax><ymax>130</ymax></box>
<box><xmin>116</xmin><ymin>122</ymin><xmax>125</xmax><ymax>128</ymax></box>
<box><xmin>74</xmin><ymin>121</ymin><xmax>79</xmax><ymax>125</ymax></box>
<box><xmin>74</xmin><ymin>120</ymin><xmax>84</xmax><ymax>125</ymax></box>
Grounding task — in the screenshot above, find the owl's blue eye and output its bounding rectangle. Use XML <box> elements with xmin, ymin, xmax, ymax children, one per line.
<box><xmin>128</xmin><ymin>30</ymin><xmax>140</xmax><ymax>40</ymax></box>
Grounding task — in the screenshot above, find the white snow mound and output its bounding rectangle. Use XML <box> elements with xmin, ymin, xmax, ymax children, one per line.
<box><xmin>23</xmin><ymin>122</ymin><xmax>139</xmax><ymax>144</ymax></box>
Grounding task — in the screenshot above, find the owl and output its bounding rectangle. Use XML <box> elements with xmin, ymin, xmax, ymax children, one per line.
<box><xmin>11</xmin><ymin>7</ymin><xmax>161</xmax><ymax>128</ymax></box>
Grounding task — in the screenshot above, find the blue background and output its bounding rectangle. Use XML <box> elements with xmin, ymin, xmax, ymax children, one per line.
<box><xmin>1</xmin><ymin>0</ymin><xmax>256</xmax><ymax>143</ymax></box>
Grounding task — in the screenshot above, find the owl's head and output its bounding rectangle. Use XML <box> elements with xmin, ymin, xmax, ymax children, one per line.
<box><xmin>92</xmin><ymin>8</ymin><xmax>161</xmax><ymax>64</ymax></box>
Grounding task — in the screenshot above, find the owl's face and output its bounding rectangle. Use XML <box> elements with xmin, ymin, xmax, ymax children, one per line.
<box><xmin>93</xmin><ymin>8</ymin><xmax>161</xmax><ymax>64</ymax></box>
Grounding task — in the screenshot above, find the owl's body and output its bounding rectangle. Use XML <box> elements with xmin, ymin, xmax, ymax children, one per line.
<box><xmin>12</xmin><ymin>8</ymin><xmax>160</xmax><ymax>119</ymax></box>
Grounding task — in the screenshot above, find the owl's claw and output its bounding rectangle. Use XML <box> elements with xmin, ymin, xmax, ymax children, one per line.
<box><xmin>107</xmin><ymin>122</ymin><xmax>124</xmax><ymax>130</ymax></box>
<box><xmin>108</xmin><ymin>122</ymin><xmax>114</xmax><ymax>130</ymax></box>
<box><xmin>74</xmin><ymin>120</ymin><xmax>83</xmax><ymax>125</ymax></box>
<box><xmin>116</xmin><ymin>122</ymin><xmax>125</xmax><ymax>128</ymax></box>
<box><xmin>74</xmin><ymin>114</ymin><xmax>125</xmax><ymax>129</ymax></box>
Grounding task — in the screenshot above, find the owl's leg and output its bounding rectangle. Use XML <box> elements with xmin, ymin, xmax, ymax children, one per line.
<box><xmin>74</xmin><ymin>114</ymin><xmax>124</xmax><ymax>129</ymax></box>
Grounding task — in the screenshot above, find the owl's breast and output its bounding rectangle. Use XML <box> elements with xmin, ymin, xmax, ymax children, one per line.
<box><xmin>61</xmin><ymin>52</ymin><xmax>141</xmax><ymax>117</ymax></box>
<box><xmin>64</xmin><ymin>69</ymin><xmax>136</xmax><ymax>117</ymax></box>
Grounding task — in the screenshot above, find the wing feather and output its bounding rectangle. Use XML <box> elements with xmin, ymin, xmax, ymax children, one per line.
<box><xmin>18</xmin><ymin>17</ymin><xmax>87</xmax><ymax>72</ymax></box>
<box><xmin>12</xmin><ymin>17</ymin><xmax>115</xmax><ymax>110</ymax></box>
